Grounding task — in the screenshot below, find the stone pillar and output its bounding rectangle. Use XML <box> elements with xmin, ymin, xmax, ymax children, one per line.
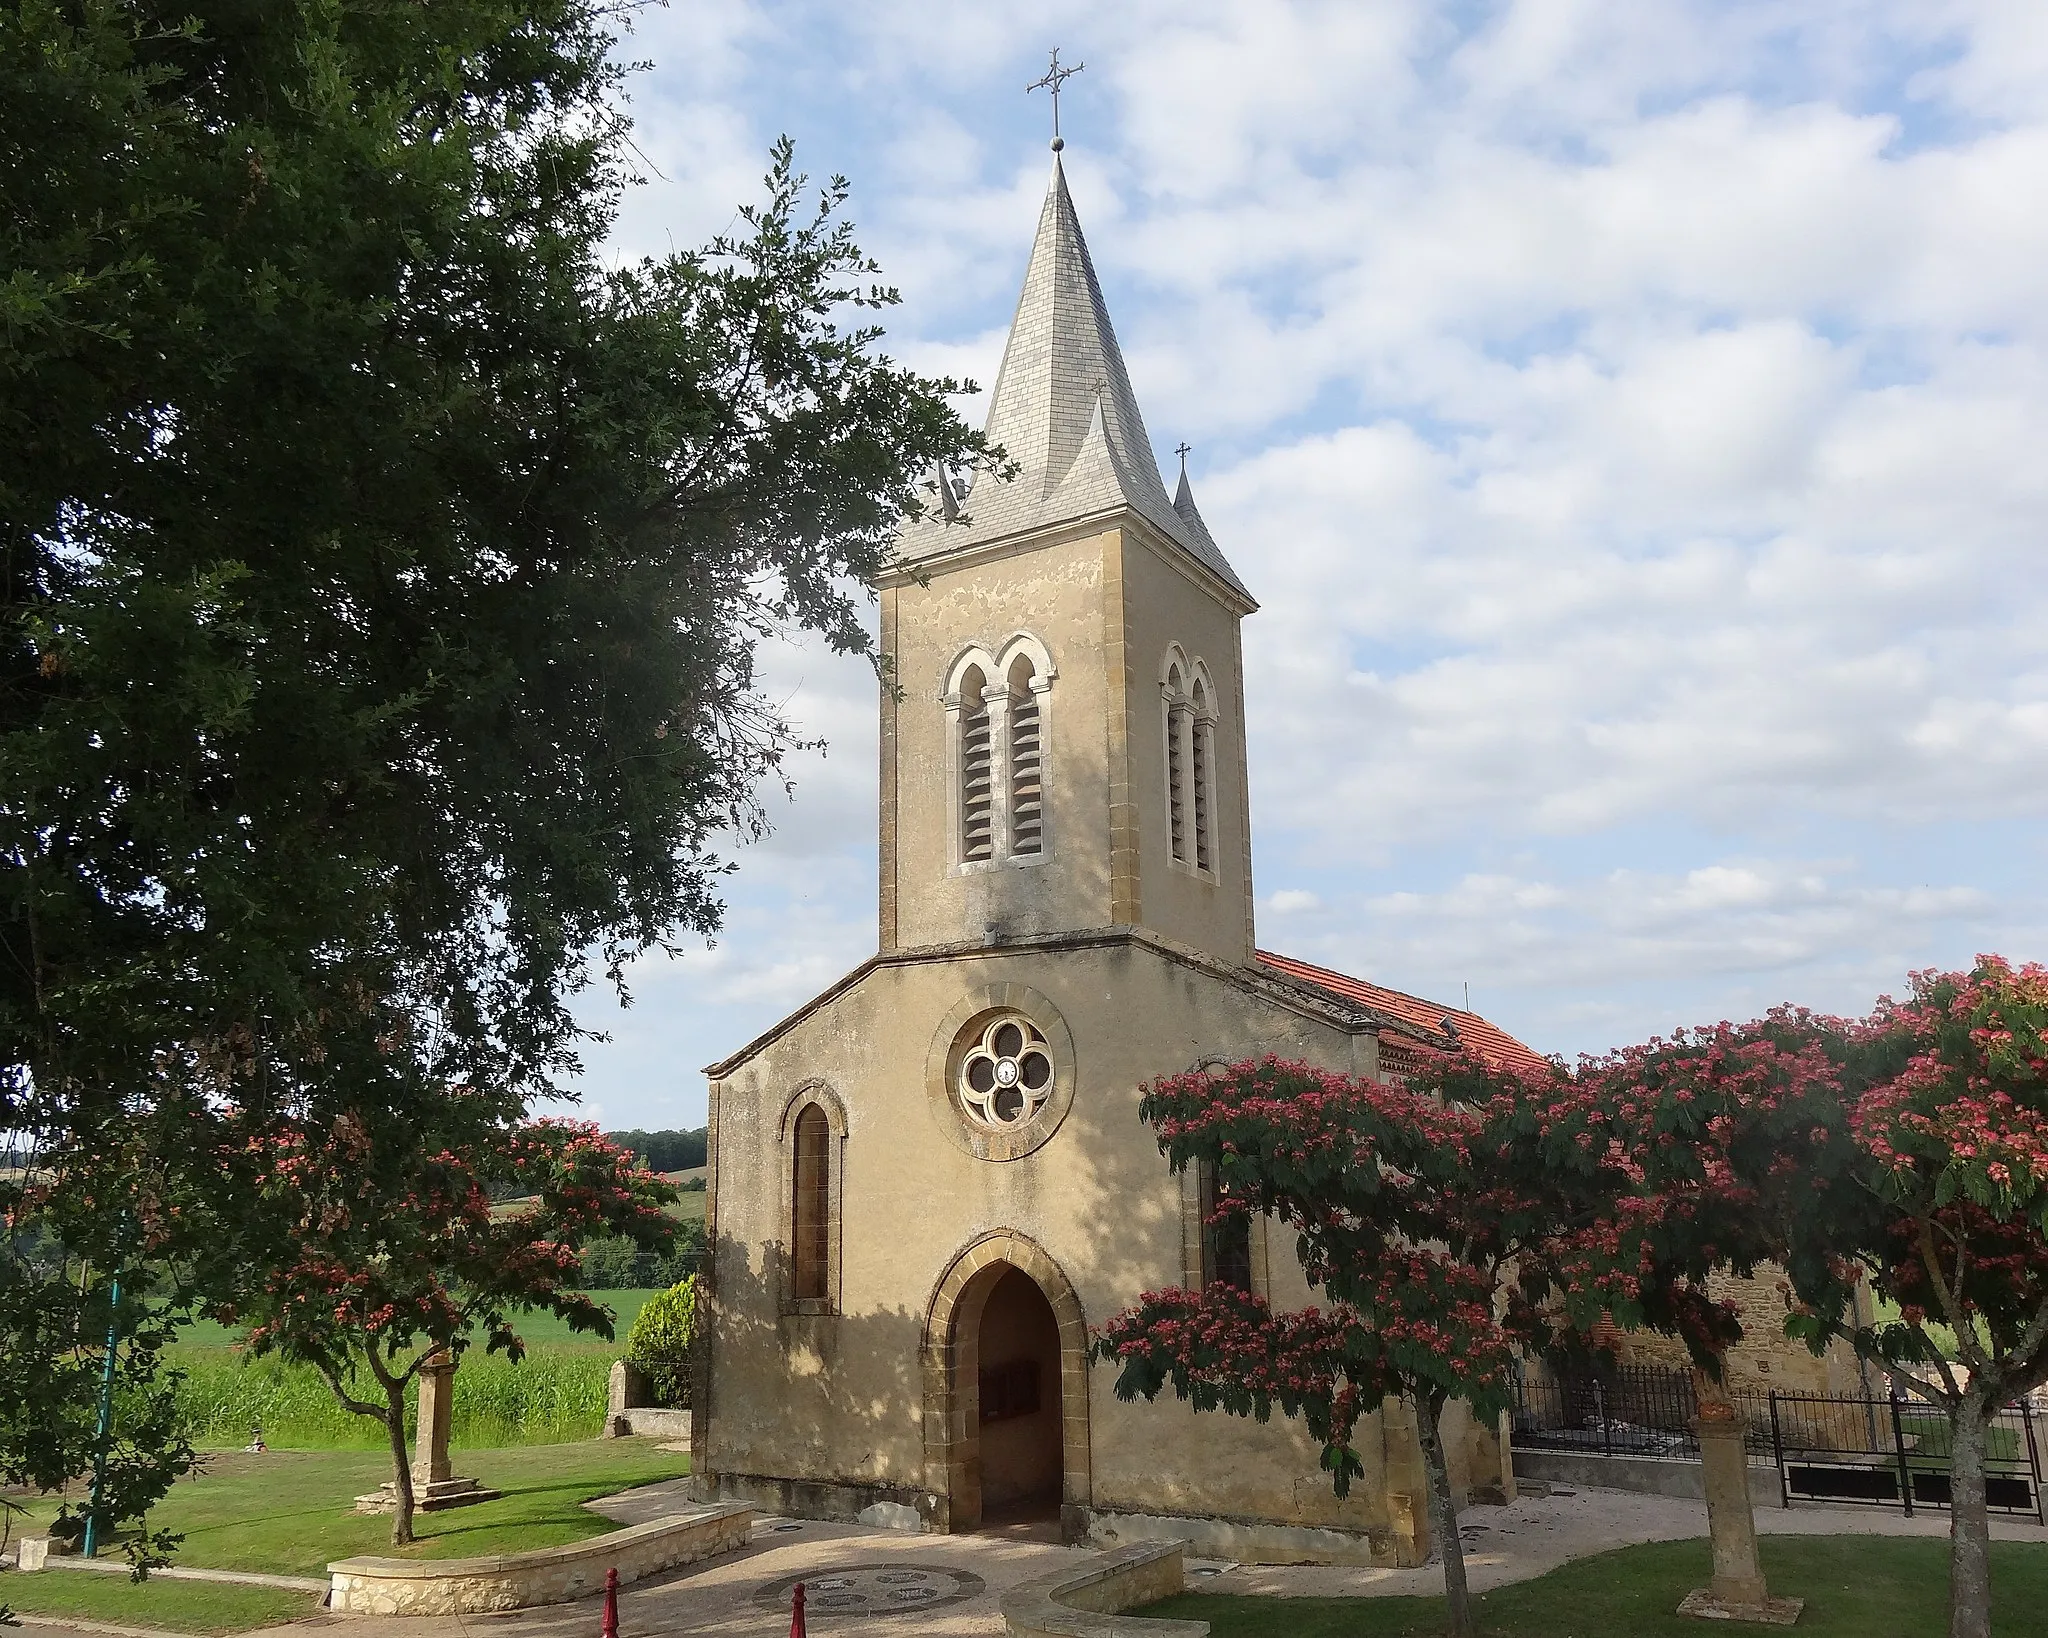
<box><xmin>413</xmin><ymin>1352</ymin><xmax>456</xmax><ymax>1485</ymax></box>
<box><xmin>1698</xmin><ymin>1416</ymin><xmax>1766</xmax><ymax>1605</ymax></box>
<box><xmin>1677</xmin><ymin>1383</ymin><xmax>1802</xmax><ymax>1625</ymax></box>
<box><xmin>353</xmin><ymin>1352</ymin><xmax>500</xmax><ymax>1515</ymax></box>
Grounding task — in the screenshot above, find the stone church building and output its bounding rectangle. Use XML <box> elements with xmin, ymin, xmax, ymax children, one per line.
<box><xmin>691</xmin><ymin>154</ymin><xmax>1548</xmax><ymax>1567</ymax></box>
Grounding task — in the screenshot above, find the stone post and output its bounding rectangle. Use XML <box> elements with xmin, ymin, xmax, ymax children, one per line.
<box><xmin>1677</xmin><ymin>1378</ymin><xmax>1802</xmax><ymax>1625</ymax></box>
<box><xmin>414</xmin><ymin>1352</ymin><xmax>456</xmax><ymax>1486</ymax></box>
<box><xmin>352</xmin><ymin>1351</ymin><xmax>500</xmax><ymax>1516</ymax></box>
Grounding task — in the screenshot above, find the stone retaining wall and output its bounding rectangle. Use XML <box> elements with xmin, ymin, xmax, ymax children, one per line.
<box><xmin>327</xmin><ymin>1502</ymin><xmax>752</xmax><ymax>1616</ymax></box>
<box><xmin>1000</xmin><ymin>1539</ymin><xmax>1207</xmax><ymax>1638</ymax></box>
<box><xmin>1514</xmin><ymin>1449</ymin><xmax>1784</xmax><ymax>1509</ymax></box>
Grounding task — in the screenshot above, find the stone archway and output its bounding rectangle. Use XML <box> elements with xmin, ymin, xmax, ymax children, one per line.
<box><xmin>920</xmin><ymin>1230</ymin><xmax>1091</xmax><ymax>1538</ymax></box>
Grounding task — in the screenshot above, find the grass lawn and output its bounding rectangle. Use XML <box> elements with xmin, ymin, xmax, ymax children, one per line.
<box><xmin>0</xmin><ymin>1572</ymin><xmax>318</xmax><ymax>1635</ymax></box>
<box><xmin>14</xmin><ymin>1438</ymin><xmax>690</xmax><ymax>1579</ymax></box>
<box><xmin>1146</xmin><ymin>1536</ymin><xmax>2048</xmax><ymax>1638</ymax></box>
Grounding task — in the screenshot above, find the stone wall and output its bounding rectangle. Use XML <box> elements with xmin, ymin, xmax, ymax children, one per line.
<box><xmin>326</xmin><ymin>1504</ymin><xmax>752</xmax><ymax>1616</ymax></box>
<box><xmin>1610</xmin><ymin>1268</ymin><xmax>1872</xmax><ymax>1395</ymax></box>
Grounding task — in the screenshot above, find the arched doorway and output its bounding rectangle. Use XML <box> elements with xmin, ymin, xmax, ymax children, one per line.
<box><xmin>921</xmin><ymin>1231</ymin><xmax>1091</xmax><ymax>1537</ymax></box>
<box><xmin>977</xmin><ymin>1268</ymin><xmax>1062</xmax><ymax>1524</ymax></box>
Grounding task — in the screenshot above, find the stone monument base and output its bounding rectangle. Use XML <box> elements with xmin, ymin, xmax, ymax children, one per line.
<box><xmin>1678</xmin><ymin>1587</ymin><xmax>1805</xmax><ymax>1625</ymax></box>
<box><xmin>353</xmin><ymin>1477</ymin><xmax>501</xmax><ymax>1515</ymax></box>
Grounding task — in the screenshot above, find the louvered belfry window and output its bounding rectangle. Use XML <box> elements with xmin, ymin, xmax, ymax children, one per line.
<box><xmin>1165</xmin><ymin>663</ymin><xmax>1189</xmax><ymax>864</ymax></box>
<box><xmin>792</xmin><ymin>1105</ymin><xmax>830</xmax><ymax>1302</ymax></box>
<box><xmin>1008</xmin><ymin>656</ymin><xmax>1043</xmax><ymax>856</ymax></box>
<box><xmin>959</xmin><ymin>666</ymin><xmax>995</xmax><ymax>862</ymax></box>
<box><xmin>1191</xmin><ymin>677</ymin><xmax>1213</xmax><ymax>873</ymax></box>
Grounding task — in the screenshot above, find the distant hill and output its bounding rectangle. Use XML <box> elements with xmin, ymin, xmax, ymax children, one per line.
<box><xmin>604</xmin><ymin>1127</ymin><xmax>706</xmax><ymax>1173</ymax></box>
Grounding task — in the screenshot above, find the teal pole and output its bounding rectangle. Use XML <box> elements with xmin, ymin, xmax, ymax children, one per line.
<box><xmin>82</xmin><ymin>1273</ymin><xmax>120</xmax><ymax>1558</ymax></box>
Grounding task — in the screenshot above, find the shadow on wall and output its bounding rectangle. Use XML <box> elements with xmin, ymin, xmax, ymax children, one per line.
<box><xmin>697</xmin><ymin>1243</ymin><xmax>936</xmax><ymax>1527</ymax></box>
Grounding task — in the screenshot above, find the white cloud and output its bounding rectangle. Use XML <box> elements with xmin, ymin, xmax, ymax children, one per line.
<box><xmin>563</xmin><ymin>1</ymin><xmax>2048</xmax><ymax>1122</ymax></box>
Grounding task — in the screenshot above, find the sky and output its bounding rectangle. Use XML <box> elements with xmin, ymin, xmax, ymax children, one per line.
<box><xmin>562</xmin><ymin>0</ymin><xmax>2048</xmax><ymax>1132</ymax></box>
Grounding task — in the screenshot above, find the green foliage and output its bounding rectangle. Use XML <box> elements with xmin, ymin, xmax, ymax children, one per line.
<box><xmin>604</xmin><ymin>1129</ymin><xmax>708</xmax><ymax>1174</ymax></box>
<box><xmin>0</xmin><ymin>0</ymin><xmax>986</xmax><ymax>1561</ymax></box>
<box><xmin>626</xmin><ymin>1277</ymin><xmax>697</xmax><ymax>1407</ymax></box>
<box><xmin>581</xmin><ymin>1217</ymin><xmax>703</xmax><ymax>1288</ymax></box>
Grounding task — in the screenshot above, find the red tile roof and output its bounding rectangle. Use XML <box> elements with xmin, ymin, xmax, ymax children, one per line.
<box><xmin>1256</xmin><ymin>950</ymin><xmax>1552</xmax><ymax>1077</ymax></box>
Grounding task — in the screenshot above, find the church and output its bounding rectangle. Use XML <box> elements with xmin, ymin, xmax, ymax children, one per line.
<box><xmin>690</xmin><ymin>149</ymin><xmax>1547</xmax><ymax>1568</ymax></box>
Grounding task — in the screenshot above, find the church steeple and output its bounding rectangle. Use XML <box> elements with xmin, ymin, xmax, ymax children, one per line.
<box><xmin>895</xmin><ymin>158</ymin><xmax>1249</xmax><ymax>602</ymax></box>
<box><xmin>879</xmin><ymin>148</ymin><xmax>1258</xmax><ymax>968</ymax></box>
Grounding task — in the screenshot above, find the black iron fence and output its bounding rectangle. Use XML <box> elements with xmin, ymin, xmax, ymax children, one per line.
<box><xmin>1769</xmin><ymin>1389</ymin><xmax>2044</xmax><ymax>1519</ymax></box>
<box><xmin>1514</xmin><ymin>1365</ymin><xmax>1774</xmax><ymax>1464</ymax></box>
<box><xmin>1513</xmin><ymin>1365</ymin><xmax>2048</xmax><ymax>1522</ymax></box>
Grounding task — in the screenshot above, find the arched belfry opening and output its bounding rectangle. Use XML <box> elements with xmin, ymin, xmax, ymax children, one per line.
<box><xmin>921</xmin><ymin>1231</ymin><xmax>1091</xmax><ymax>1540</ymax></box>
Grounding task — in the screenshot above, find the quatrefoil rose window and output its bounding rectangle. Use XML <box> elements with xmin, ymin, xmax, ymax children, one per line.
<box><xmin>957</xmin><ymin>1015</ymin><xmax>1056</xmax><ymax>1128</ymax></box>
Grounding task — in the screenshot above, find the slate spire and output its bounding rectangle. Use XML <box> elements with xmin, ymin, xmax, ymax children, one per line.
<box><xmin>895</xmin><ymin>155</ymin><xmax>1250</xmax><ymax>601</ymax></box>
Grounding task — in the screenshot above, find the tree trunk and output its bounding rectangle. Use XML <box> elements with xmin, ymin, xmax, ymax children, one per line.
<box><xmin>1946</xmin><ymin>1391</ymin><xmax>1993</xmax><ymax>1638</ymax></box>
<box><xmin>1414</xmin><ymin>1392</ymin><xmax>1476</xmax><ymax>1638</ymax></box>
<box><xmin>383</xmin><ymin>1379</ymin><xmax>417</xmax><ymax>1547</ymax></box>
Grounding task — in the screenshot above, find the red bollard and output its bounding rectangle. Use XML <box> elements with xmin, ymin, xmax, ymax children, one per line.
<box><xmin>602</xmin><ymin>1566</ymin><xmax>619</xmax><ymax>1638</ymax></box>
<box><xmin>789</xmin><ymin>1580</ymin><xmax>807</xmax><ymax>1638</ymax></box>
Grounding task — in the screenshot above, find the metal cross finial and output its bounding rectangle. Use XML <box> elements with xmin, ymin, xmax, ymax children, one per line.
<box><xmin>1175</xmin><ymin>441</ymin><xmax>1192</xmax><ymax>480</ymax></box>
<box><xmin>1027</xmin><ymin>48</ymin><xmax>1084</xmax><ymax>152</ymax></box>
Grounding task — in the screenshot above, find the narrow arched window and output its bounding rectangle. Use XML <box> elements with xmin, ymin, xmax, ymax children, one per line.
<box><xmin>1199</xmin><ymin>1162</ymin><xmax>1253</xmax><ymax>1293</ymax></box>
<box><xmin>1190</xmin><ymin>677</ymin><xmax>1214</xmax><ymax>873</ymax></box>
<box><xmin>1165</xmin><ymin>662</ymin><xmax>1188</xmax><ymax>864</ymax></box>
<box><xmin>1008</xmin><ymin>655</ymin><xmax>1043</xmax><ymax>856</ymax></box>
<box><xmin>792</xmin><ymin>1105</ymin><xmax>830</xmax><ymax>1301</ymax></box>
<box><xmin>959</xmin><ymin>665</ymin><xmax>994</xmax><ymax>862</ymax></box>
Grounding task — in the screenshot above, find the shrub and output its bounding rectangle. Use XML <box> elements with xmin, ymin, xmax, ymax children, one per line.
<box><xmin>626</xmin><ymin>1277</ymin><xmax>696</xmax><ymax>1407</ymax></box>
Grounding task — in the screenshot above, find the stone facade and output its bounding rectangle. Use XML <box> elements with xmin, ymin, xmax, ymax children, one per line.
<box><xmin>326</xmin><ymin>1505</ymin><xmax>752</xmax><ymax>1616</ymax></box>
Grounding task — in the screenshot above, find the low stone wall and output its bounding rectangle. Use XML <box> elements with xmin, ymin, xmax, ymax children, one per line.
<box><xmin>327</xmin><ymin>1502</ymin><xmax>753</xmax><ymax>1616</ymax></box>
<box><xmin>1514</xmin><ymin>1449</ymin><xmax>1784</xmax><ymax>1509</ymax></box>
<box><xmin>1000</xmin><ymin>1540</ymin><xmax>1207</xmax><ymax>1638</ymax></box>
<box><xmin>609</xmin><ymin>1408</ymin><xmax>692</xmax><ymax>1441</ymax></box>
<box><xmin>1085</xmin><ymin>1509</ymin><xmax>1404</xmax><ymax>1568</ymax></box>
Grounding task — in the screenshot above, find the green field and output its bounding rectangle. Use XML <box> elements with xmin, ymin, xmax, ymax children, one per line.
<box><xmin>1149</xmin><ymin>1536</ymin><xmax>2048</xmax><ymax>1638</ymax></box>
<box><xmin>168</xmin><ymin>1291</ymin><xmax>663</xmax><ymax>1449</ymax></box>
<box><xmin>11</xmin><ymin>1440</ymin><xmax>691</xmax><ymax>1578</ymax></box>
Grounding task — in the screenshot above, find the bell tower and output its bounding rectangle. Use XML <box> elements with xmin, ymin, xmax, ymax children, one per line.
<box><xmin>877</xmin><ymin>155</ymin><xmax>1259</xmax><ymax>966</ymax></box>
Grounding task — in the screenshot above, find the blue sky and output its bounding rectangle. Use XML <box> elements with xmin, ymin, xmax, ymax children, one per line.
<box><xmin>561</xmin><ymin>1</ymin><xmax>2048</xmax><ymax>1131</ymax></box>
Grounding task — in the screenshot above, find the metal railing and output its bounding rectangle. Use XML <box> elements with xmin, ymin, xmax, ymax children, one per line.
<box><xmin>1513</xmin><ymin>1364</ymin><xmax>2047</xmax><ymax>1521</ymax></box>
<box><xmin>1513</xmin><ymin>1365</ymin><xmax>1774</xmax><ymax>1464</ymax></box>
<box><xmin>1769</xmin><ymin>1387</ymin><xmax>2044</xmax><ymax>1520</ymax></box>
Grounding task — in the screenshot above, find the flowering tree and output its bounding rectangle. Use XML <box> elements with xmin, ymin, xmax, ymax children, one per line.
<box><xmin>1764</xmin><ymin>959</ymin><xmax>2048</xmax><ymax>1638</ymax></box>
<box><xmin>1546</xmin><ymin>957</ymin><xmax>2048</xmax><ymax>1638</ymax></box>
<box><xmin>1097</xmin><ymin>1047</ymin><xmax>1839</xmax><ymax>1637</ymax></box>
<box><xmin>219</xmin><ymin>1117</ymin><xmax>674</xmax><ymax>1544</ymax></box>
<box><xmin>1096</xmin><ymin>1059</ymin><xmax>1599</xmax><ymax>1638</ymax></box>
